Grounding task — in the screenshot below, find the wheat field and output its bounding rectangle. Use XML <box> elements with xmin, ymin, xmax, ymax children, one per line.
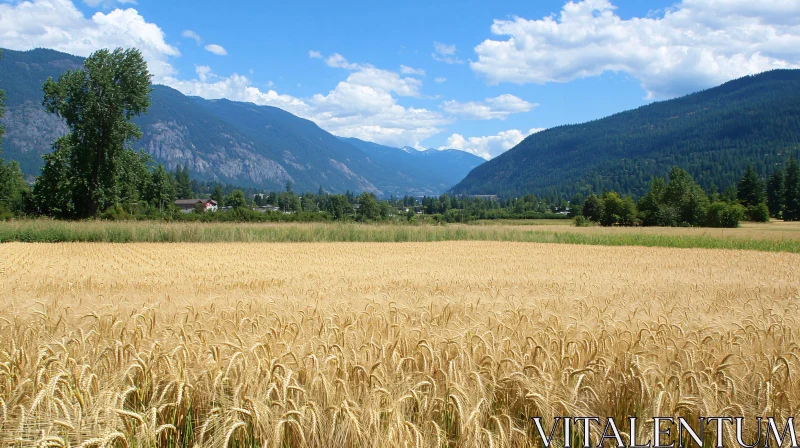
<box><xmin>0</xmin><ymin>242</ymin><xmax>798</xmax><ymax>447</ymax></box>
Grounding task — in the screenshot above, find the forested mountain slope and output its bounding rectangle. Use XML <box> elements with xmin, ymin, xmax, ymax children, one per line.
<box><xmin>452</xmin><ymin>70</ymin><xmax>800</xmax><ymax>197</ymax></box>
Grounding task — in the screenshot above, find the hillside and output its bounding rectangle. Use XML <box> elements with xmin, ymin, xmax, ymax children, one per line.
<box><xmin>452</xmin><ymin>70</ymin><xmax>800</xmax><ymax>198</ymax></box>
<box><xmin>0</xmin><ymin>48</ymin><xmax>476</xmax><ymax>196</ymax></box>
<box><xmin>339</xmin><ymin>137</ymin><xmax>484</xmax><ymax>193</ymax></box>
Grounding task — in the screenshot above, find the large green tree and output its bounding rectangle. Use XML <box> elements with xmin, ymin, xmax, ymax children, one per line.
<box><xmin>41</xmin><ymin>48</ymin><xmax>152</xmax><ymax>217</ymax></box>
<box><xmin>357</xmin><ymin>192</ymin><xmax>380</xmax><ymax>221</ymax></box>
<box><xmin>767</xmin><ymin>169</ymin><xmax>785</xmax><ymax>218</ymax></box>
<box><xmin>784</xmin><ymin>158</ymin><xmax>800</xmax><ymax>221</ymax></box>
<box><xmin>737</xmin><ymin>164</ymin><xmax>766</xmax><ymax>207</ymax></box>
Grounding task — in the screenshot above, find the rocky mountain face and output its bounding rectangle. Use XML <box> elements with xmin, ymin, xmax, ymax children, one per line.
<box><xmin>0</xmin><ymin>48</ymin><xmax>483</xmax><ymax>195</ymax></box>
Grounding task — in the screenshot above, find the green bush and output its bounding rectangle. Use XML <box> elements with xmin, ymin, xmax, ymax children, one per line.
<box><xmin>745</xmin><ymin>203</ymin><xmax>770</xmax><ymax>222</ymax></box>
<box><xmin>573</xmin><ymin>215</ymin><xmax>592</xmax><ymax>227</ymax></box>
<box><xmin>705</xmin><ymin>202</ymin><xmax>745</xmax><ymax>228</ymax></box>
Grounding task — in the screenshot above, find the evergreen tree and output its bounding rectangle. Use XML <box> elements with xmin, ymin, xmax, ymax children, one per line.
<box><xmin>211</xmin><ymin>185</ymin><xmax>225</xmax><ymax>208</ymax></box>
<box><xmin>41</xmin><ymin>48</ymin><xmax>152</xmax><ymax>217</ymax></box>
<box><xmin>767</xmin><ymin>169</ymin><xmax>785</xmax><ymax>218</ymax></box>
<box><xmin>146</xmin><ymin>165</ymin><xmax>175</xmax><ymax>212</ymax></box>
<box><xmin>174</xmin><ymin>164</ymin><xmax>192</xmax><ymax>199</ymax></box>
<box><xmin>736</xmin><ymin>164</ymin><xmax>766</xmax><ymax>207</ymax></box>
<box><xmin>784</xmin><ymin>158</ymin><xmax>800</xmax><ymax>221</ymax></box>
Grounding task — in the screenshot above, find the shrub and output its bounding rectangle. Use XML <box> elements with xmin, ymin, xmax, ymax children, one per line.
<box><xmin>745</xmin><ymin>203</ymin><xmax>770</xmax><ymax>223</ymax></box>
<box><xmin>573</xmin><ymin>215</ymin><xmax>592</xmax><ymax>227</ymax></box>
<box><xmin>705</xmin><ymin>202</ymin><xmax>745</xmax><ymax>228</ymax></box>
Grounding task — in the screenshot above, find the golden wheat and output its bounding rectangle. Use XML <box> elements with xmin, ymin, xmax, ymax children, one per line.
<box><xmin>0</xmin><ymin>241</ymin><xmax>798</xmax><ymax>447</ymax></box>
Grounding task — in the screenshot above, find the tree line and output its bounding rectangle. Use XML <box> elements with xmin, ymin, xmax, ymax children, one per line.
<box><xmin>574</xmin><ymin>162</ymin><xmax>800</xmax><ymax>228</ymax></box>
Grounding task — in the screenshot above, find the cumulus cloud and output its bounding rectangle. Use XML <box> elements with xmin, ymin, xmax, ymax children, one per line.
<box><xmin>441</xmin><ymin>94</ymin><xmax>536</xmax><ymax>120</ymax></box>
<box><xmin>204</xmin><ymin>44</ymin><xmax>227</xmax><ymax>56</ymax></box>
<box><xmin>432</xmin><ymin>42</ymin><xmax>463</xmax><ymax>64</ymax></box>
<box><xmin>471</xmin><ymin>0</ymin><xmax>800</xmax><ymax>98</ymax></box>
<box><xmin>0</xmin><ymin>0</ymin><xmax>179</xmax><ymax>79</ymax></box>
<box><xmin>165</xmin><ymin>55</ymin><xmax>450</xmax><ymax>148</ymax></box>
<box><xmin>441</xmin><ymin>128</ymin><xmax>544</xmax><ymax>159</ymax></box>
<box><xmin>182</xmin><ymin>30</ymin><xmax>203</xmax><ymax>45</ymax></box>
<box><xmin>400</xmin><ymin>65</ymin><xmax>426</xmax><ymax>76</ymax></box>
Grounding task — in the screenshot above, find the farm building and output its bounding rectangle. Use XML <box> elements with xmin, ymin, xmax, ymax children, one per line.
<box><xmin>174</xmin><ymin>199</ymin><xmax>218</xmax><ymax>213</ymax></box>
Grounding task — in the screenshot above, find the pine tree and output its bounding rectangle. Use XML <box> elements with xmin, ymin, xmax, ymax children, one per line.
<box><xmin>766</xmin><ymin>169</ymin><xmax>785</xmax><ymax>218</ymax></box>
<box><xmin>784</xmin><ymin>158</ymin><xmax>800</xmax><ymax>221</ymax></box>
<box><xmin>736</xmin><ymin>164</ymin><xmax>766</xmax><ymax>207</ymax></box>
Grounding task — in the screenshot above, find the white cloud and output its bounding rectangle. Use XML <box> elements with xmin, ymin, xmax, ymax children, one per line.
<box><xmin>0</xmin><ymin>0</ymin><xmax>179</xmax><ymax>79</ymax></box>
<box><xmin>432</xmin><ymin>41</ymin><xmax>463</xmax><ymax>64</ymax></box>
<box><xmin>182</xmin><ymin>30</ymin><xmax>202</xmax><ymax>45</ymax></box>
<box><xmin>400</xmin><ymin>65</ymin><xmax>426</xmax><ymax>76</ymax></box>
<box><xmin>471</xmin><ymin>0</ymin><xmax>800</xmax><ymax>99</ymax></box>
<box><xmin>441</xmin><ymin>128</ymin><xmax>544</xmax><ymax>159</ymax></box>
<box><xmin>83</xmin><ymin>0</ymin><xmax>136</xmax><ymax>7</ymax></box>
<box><xmin>324</xmin><ymin>53</ymin><xmax>362</xmax><ymax>70</ymax></box>
<box><xmin>441</xmin><ymin>94</ymin><xmax>536</xmax><ymax>120</ymax></box>
<box><xmin>435</xmin><ymin>77</ymin><xmax>446</xmax><ymax>83</ymax></box>
<box><xmin>166</xmin><ymin>55</ymin><xmax>450</xmax><ymax>148</ymax></box>
<box><xmin>204</xmin><ymin>44</ymin><xmax>227</xmax><ymax>56</ymax></box>
<box><xmin>194</xmin><ymin>65</ymin><xmax>211</xmax><ymax>82</ymax></box>
<box><xmin>308</xmin><ymin>50</ymin><xmax>322</xmax><ymax>59</ymax></box>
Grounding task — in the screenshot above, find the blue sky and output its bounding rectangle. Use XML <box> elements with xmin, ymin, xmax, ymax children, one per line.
<box><xmin>2</xmin><ymin>0</ymin><xmax>800</xmax><ymax>158</ymax></box>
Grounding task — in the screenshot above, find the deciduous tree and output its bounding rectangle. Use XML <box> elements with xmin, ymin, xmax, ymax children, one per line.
<box><xmin>41</xmin><ymin>48</ymin><xmax>151</xmax><ymax>217</ymax></box>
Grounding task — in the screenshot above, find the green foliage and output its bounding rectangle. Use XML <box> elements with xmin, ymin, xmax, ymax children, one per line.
<box><xmin>357</xmin><ymin>192</ymin><xmax>380</xmax><ymax>221</ymax></box>
<box><xmin>326</xmin><ymin>194</ymin><xmax>354</xmax><ymax>221</ymax></box>
<box><xmin>40</xmin><ymin>48</ymin><xmax>152</xmax><ymax>217</ymax></box>
<box><xmin>637</xmin><ymin>178</ymin><xmax>666</xmax><ymax>226</ymax></box>
<box><xmin>145</xmin><ymin>165</ymin><xmax>176</xmax><ymax>212</ymax></box>
<box><xmin>453</xmin><ymin>70</ymin><xmax>800</xmax><ymax>197</ymax></box>
<box><xmin>572</xmin><ymin>215</ymin><xmax>592</xmax><ymax>227</ymax></box>
<box><xmin>225</xmin><ymin>190</ymin><xmax>247</xmax><ymax>209</ymax></box>
<box><xmin>211</xmin><ymin>185</ymin><xmax>225</xmax><ymax>208</ymax></box>
<box><xmin>737</xmin><ymin>164</ymin><xmax>766</xmax><ymax>207</ymax></box>
<box><xmin>746</xmin><ymin>203</ymin><xmax>770</xmax><ymax>223</ymax></box>
<box><xmin>767</xmin><ymin>169</ymin><xmax>785</xmax><ymax>218</ymax></box>
<box><xmin>705</xmin><ymin>202</ymin><xmax>745</xmax><ymax>228</ymax></box>
<box><xmin>582</xmin><ymin>194</ymin><xmax>604</xmax><ymax>223</ymax></box>
<box><xmin>0</xmin><ymin>160</ymin><xmax>29</xmax><ymax>217</ymax></box>
<box><xmin>174</xmin><ymin>164</ymin><xmax>192</xmax><ymax>199</ymax></box>
<box><xmin>785</xmin><ymin>158</ymin><xmax>800</xmax><ymax>221</ymax></box>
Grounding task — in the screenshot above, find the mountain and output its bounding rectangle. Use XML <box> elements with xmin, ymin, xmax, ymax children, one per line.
<box><xmin>452</xmin><ymin>70</ymin><xmax>800</xmax><ymax>198</ymax></box>
<box><xmin>0</xmin><ymin>48</ymin><xmax>476</xmax><ymax>196</ymax></box>
<box><xmin>339</xmin><ymin>137</ymin><xmax>484</xmax><ymax>193</ymax></box>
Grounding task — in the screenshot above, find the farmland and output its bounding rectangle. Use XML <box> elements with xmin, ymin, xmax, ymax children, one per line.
<box><xmin>2</xmin><ymin>219</ymin><xmax>800</xmax><ymax>252</ymax></box>
<box><xmin>1</xmin><ymin>241</ymin><xmax>798</xmax><ymax>446</ymax></box>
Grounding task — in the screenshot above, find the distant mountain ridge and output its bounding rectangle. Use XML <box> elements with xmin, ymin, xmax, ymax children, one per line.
<box><xmin>452</xmin><ymin>69</ymin><xmax>800</xmax><ymax>198</ymax></box>
<box><xmin>0</xmin><ymin>47</ymin><xmax>483</xmax><ymax>196</ymax></box>
<box><xmin>338</xmin><ymin>137</ymin><xmax>484</xmax><ymax>194</ymax></box>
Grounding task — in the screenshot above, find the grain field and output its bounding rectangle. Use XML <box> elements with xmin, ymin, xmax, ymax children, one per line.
<box><xmin>0</xmin><ymin>242</ymin><xmax>798</xmax><ymax>447</ymax></box>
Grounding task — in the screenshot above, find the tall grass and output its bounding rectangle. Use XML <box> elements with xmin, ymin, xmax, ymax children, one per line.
<box><xmin>1</xmin><ymin>219</ymin><xmax>800</xmax><ymax>252</ymax></box>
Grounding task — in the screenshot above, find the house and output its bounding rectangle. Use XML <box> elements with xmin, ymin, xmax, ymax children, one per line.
<box><xmin>174</xmin><ymin>199</ymin><xmax>218</xmax><ymax>213</ymax></box>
